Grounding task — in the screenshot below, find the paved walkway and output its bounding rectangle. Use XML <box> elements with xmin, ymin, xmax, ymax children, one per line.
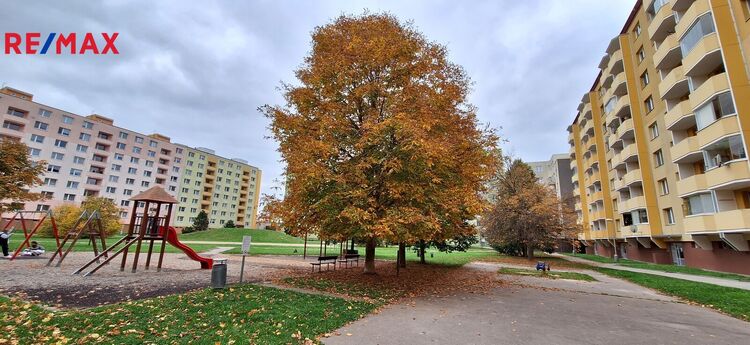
<box><xmin>555</xmin><ymin>254</ymin><xmax>750</xmax><ymax>291</ymax></box>
<box><xmin>324</xmin><ymin>271</ymin><xmax>750</xmax><ymax>345</ymax></box>
<box><xmin>181</xmin><ymin>240</ymin><xmax>307</xmax><ymax>247</ymax></box>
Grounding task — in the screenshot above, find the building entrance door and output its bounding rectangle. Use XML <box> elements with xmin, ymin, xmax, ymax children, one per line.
<box><xmin>619</xmin><ymin>243</ymin><xmax>628</xmax><ymax>259</ymax></box>
<box><xmin>671</xmin><ymin>243</ymin><xmax>685</xmax><ymax>266</ymax></box>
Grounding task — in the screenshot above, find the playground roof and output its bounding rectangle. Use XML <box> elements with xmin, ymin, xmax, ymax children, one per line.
<box><xmin>130</xmin><ymin>186</ymin><xmax>178</xmax><ymax>204</ymax></box>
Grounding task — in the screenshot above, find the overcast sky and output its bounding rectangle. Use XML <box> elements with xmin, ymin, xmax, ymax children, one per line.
<box><xmin>1</xmin><ymin>0</ymin><xmax>635</xmax><ymax>196</ymax></box>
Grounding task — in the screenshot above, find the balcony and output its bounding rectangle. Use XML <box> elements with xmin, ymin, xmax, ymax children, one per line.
<box><xmin>696</xmin><ymin>115</ymin><xmax>740</xmax><ymax>148</ymax></box>
<box><xmin>623</xmin><ymin>223</ymin><xmax>653</xmax><ymax>237</ymax></box>
<box><xmin>683</xmin><ymin>33</ymin><xmax>722</xmax><ymax>77</ymax></box>
<box><xmin>665</xmin><ymin>99</ymin><xmax>694</xmax><ymax>130</ymax></box>
<box><xmin>620</xmin><ymin>169</ymin><xmax>643</xmax><ymax>190</ymax></box>
<box><xmin>569</xmin><ymin>156</ymin><xmax>577</xmax><ymax>170</ymax></box>
<box><xmin>648</xmin><ymin>1</ymin><xmax>676</xmax><ymax>42</ymax></box>
<box><xmin>675</xmin><ymin>0</ymin><xmax>710</xmax><ymax>38</ymax></box>
<box><xmin>615</xmin><ymin>118</ymin><xmax>635</xmax><ymax>141</ymax></box>
<box><xmin>583</xmin><ymin>103</ymin><xmax>593</xmax><ymax>120</ymax></box>
<box><xmin>684</xmin><ymin>209</ymin><xmax>750</xmax><ymax>233</ymax></box>
<box><xmin>705</xmin><ymin>161</ymin><xmax>750</xmax><ymax>190</ymax></box>
<box><xmin>658</xmin><ymin>65</ymin><xmax>689</xmax><ymax>100</ymax></box>
<box><xmin>613</xmin><ymin>96</ymin><xmax>631</xmax><ymax>119</ymax></box>
<box><xmin>672</xmin><ymin>136</ymin><xmax>702</xmax><ymax>163</ymax></box>
<box><xmin>690</xmin><ymin>73</ymin><xmax>729</xmax><ymax>111</ymax></box>
<box><xmin>676</xmin><ymin>173</ymin><xmax>708</xmax><ymax>196</ymax></box>
<box><xmin>589</xmin><ymin>191</ymin><xmax>603</xmax><ymax>203</ymax></box>
<box><xmin>612</xmin><ymin>143</ymin><xmax>639</xmax><ymax>166</ymax></box>
<box><xmin>605</xmin><ymin>50</ymin><xmax>624</xmax><ymax>77</ymax></box>
<box><xmin>654</xmin><ymin>33</ymin><xmax>682</xmax><ymax>70</ymax></box>
<box><xmin>620</xmin><ymin>196</ymin><xmax>646</xmax><ymax>212</ymax></box>
<box><xmin>590</xmin><ymin>209</ymin><xmax>606</xmax><ymax>221</ymax></box>
<box><xmin>611</xmin><ymin>72</ymin><xmax>627</xmax><ymax>97</ymax></box>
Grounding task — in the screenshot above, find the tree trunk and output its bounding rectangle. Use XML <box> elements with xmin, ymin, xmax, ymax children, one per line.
<box><xmin>419</xmin><ymin>240</ymin><xmax>426</xmax><ymax>264</ymax></box>
<box><xmin>364</xmin><ymin>237</ymin><xmax>377</xmax><ymax>274</ymax></box>
<box><xmin>398</xmin><ymin>243</ymin><xmax>406</xmax><ymax>268</ymax></box>
<box><xmin>526</xmin><ymin>244</ymin><xmax>535</xmax><ymax>260</ymax></box>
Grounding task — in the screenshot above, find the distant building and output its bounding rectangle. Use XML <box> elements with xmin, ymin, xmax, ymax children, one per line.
<box><xmin>0</xmin><ymin>86</ymin><xmax>261</xmax><ymax>229</ymax></box>
<box><xmin>527</xmin><ymin>154</ymin><xmax>574</xmax><ymax>201</ymax></box>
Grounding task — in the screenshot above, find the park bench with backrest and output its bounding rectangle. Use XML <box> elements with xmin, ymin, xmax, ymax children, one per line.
<box><xmin>338</xmin><ymin>253</ymin><xmax>361</xmax><ymax>268</ymax></box>
<box><xmin>311</xmin><ymin>255</ymin><xmax>338</xmax><ymax>272</ymax></box>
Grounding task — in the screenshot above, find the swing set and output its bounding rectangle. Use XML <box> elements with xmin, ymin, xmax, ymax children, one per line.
<box><xmin>1</xmin><ymin>210</ymin><xmax>61</xmax><ymax>261</ymax></box>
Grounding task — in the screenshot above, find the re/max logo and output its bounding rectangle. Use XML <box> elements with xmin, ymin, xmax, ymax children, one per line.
<box><xmin>3</xmin><ymin>33</ymin><xmax>119</xmax><ymax>55</ymax></box>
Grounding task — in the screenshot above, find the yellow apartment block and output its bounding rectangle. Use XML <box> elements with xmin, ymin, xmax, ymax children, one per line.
<box><xmin>567</xmin><ymin>0</ymin><xmax>750</xmax><ymax>274</ymax></box>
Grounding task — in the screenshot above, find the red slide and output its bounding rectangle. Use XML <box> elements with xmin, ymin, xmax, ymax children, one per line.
<box><xmin>160</xmin><ymin>226</ymin><xmax>213</xmax><ymax>269</ymax></box>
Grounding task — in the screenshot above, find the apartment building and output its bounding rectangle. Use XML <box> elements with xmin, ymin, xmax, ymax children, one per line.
<box><xmin>0</xmin><ymin>86</ymin><xmax>261</xmax><ymax>229</ymax></box>
<box><xmin>527</xmin><ymin>154</ymin><xmax>575</xmax><ymax>201</ymax></box>
<box><xmin>173</xmin><ymin>146</ymin><xmax>261</xmax><ymax>229</ymax></box>
<box><xmin>567</xmin><ymin>0</ymin><xmax>750</xmax><ymax>274</ymax></box>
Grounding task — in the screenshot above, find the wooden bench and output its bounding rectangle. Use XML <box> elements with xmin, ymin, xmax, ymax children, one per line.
<box><xmin>338</xmin><ymin>254</ymin><xmax>361</xmax><ymax>269</ymax></box>
<box><xmin>311</xmin><ymin>255</ymin><xmax>338</xmax><ymax>272</ymax></box>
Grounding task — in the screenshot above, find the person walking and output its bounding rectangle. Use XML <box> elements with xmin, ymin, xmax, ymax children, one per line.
<box><xmin>0</xmin><ymin>229</ymin><xmax>11</xmax><ymax>258</ymax></box>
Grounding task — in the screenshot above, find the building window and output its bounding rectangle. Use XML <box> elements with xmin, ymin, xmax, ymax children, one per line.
<box><xmin>658</xmin><ymin>179</ymin><xmax>669</xmax><ymax>195</ymax></box>
<box><xmin>128</xmin><ymin>167</ymin><xmax>137</xmax><ymax>174</ymax></box>
<box><xmin>683</xmin><ymin>192</ymin><xmax>716</xmax><ymax>215</ymax></box>
<box><xmin>30</xmin><ymin>134</ymin><xmax>44</xmax><ymax>143</ymax></box>
<box><xmin>109</xmin><ymin>175</ymin><xmax>119</xmax><ymax>182</ymax></box>
<box><xmin>47</xmin><ymin>165</ymin><xmax>61</xmax><ymax>173</ymax></box>
<box><xmin>634</xmin><ymin>22</ymin><xmax>641</xmax><ymax>37</ymax></box>
<box><xmin>70</xmin><ymin>168</ymin><xmax>82</xmax><ymax>176</ymax></box>
<box><xmin>130</xmin><ymin>157</ymin><xmax>140</xmax><ymax>164</ymax></box>
<box><xmin>29</xmin><ymin>148</ymin><xmax>41</xmax><ymax>156</ymax></box>
<box><xmin>132</xmin><ymin>147</ymin><xmax>142</xmax><ymax>154</ymax></box>
<box><xmin>76</xmin><ymin>144</ymin><xmax>88</xmax><ymax>153</ymax></box>
<box><xmin>654</xmin><ymin>149</ymin><xmax>664</xmax><ymax>167</ymax></box>
<box><xmin>73</xmin><ymin>156</ymin><xmax>85</xmax><ymax>164</ymax></box>
<box><xmin>79</xmin><ymin>133</ymin><xmax>91</xmax><ymax>141</ymax></box>
<box><xmin>51</xmin><ymin>152</ymin><xmax>64</xmax><ymax>160</ymax></box>
<box><xmin>664</xmin><ymin>208</ymin><xmax>675</xmax><ymax>225</ymax></box>
<box><xmin>644</xmin><ymin>96</ymin><xmax>654</xmax><ymax>113</ymax></box>
<box><xmin>116</xmin><ymin>142</ymin><xmax>126</xmax><ymax>150</ymax></box>
<box><xmin>640</xmin><ymin>71</ymin><xmax>649</xmax><ymax>88</ymax></box>
<box><xmin>680</xmin><ymin>13</ymin><xmax>716</xmax><ymax>56</ymax></box>
<box><xmin>123</xmin><ymin>189</ymin><xmax>133</xmax><ymax>196</ymax></box>
<box><xmin>82</xmin><ymin>121</ymin><xmax>94</xmax><ymax>129</ymax></box>
<box><xmin>63</xmin><ymin>194</ymin><xmax>76</xmax><ymax>201</ymax></box>
<box><xmin>636</xmin><ymin>46</ymin><xmax>645</xmax><ymax>63</ymax></box>
<box><xmin>38</xmin><ymin>109</ymin><xmax>52</xmax><ymax>117</ymax></box>
<box><xmin>703</xmin><ymin>134</ymin><xmax>747</xmax><ymax>169</ymax></box>
<box><xmin>54</xmin><ymin>139</ymin><xmax>68</xmax><ymax>148</ymax></box>
<box><xmin>58</xmin><ymin>127</ymin><xmax>71</xmax><ymax>136</ymax></box>
<box><xmin>695</xmin><ymin>92</ymin><xmax>735</xmax><ymax>130</ymax></box>
<box><xmin>114</xmin><ymin>153</ymin><xmax>124</xmax><ymax>160</ymax></box>
<box><xmin>106</xmin><ymin>187</ymin><xmax>116</xmax><ymax>194</ymax></box>
<box><xmin>111</xmin><ymin>164</ymin><xmax>122</xmax><ymax>171</ymax></box>
<box><xmin>119</xmin><ymin>131</ymin><xmax>128</xmax><ymax>139</ymax></box>
<box><xmin>62</xmin><ymin>115</ymin><xmax>73</xmax><ymax>124</ymax></box>
<box><xmin>649</xmin><ymin>122</ymin><xmax>659</xmax><ymax>139</ymax></box>
<box><xmin>34</xmin><ymin>121</ymin><xmax>48</xmax><ymax>130</ymax></box>
<box><xmin>135</xmin><ymin>136</ymin><xmax>144</xmax><ymax>144</ymax></box>
<box><xmin>126</xmin><ymin>178</ymin><xmax>135</xmax><ymax>185</ymax></box>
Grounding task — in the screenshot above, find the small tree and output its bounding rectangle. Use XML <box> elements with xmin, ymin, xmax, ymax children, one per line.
<box><xmin>224</xmin><ymin>220</ymin><xmax>235</xmax><ymax>229</ymax></box>
<box><xmin>0</xmin><ymin>139</ymin><xmax>46</xmax><ymax>214</ymax></box>
<box><xmin>193</xmin><ymin>210</ymin><xmax>209</xmax><ymax>231</ymax></box>
<box><xmin>40</xmin><ymin>197</ymin><xmax>121</xmax><ymax>237</ymax></box>
<box><xmin>481</xmin><ymin>159</ymin><xmax>577</xmax><ymax>260</ymax></box>
<box><xmin>257</xmin><ymin>194</ymin><xmax>283</xmax><ymax>231</ymax></box>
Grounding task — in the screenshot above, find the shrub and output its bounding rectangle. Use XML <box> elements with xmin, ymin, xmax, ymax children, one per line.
<box><xmin>224</xmin><ymin>220</ymin><xmax>235</xmax><ymax>228</ymax></box>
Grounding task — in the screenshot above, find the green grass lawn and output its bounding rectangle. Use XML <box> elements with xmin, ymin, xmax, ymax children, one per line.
<box><xmin>498</xmin><ymin>267</ymin><xmax>596</xmax><ymax>281</ymax></box>
<box><xmin>596</xmin><ymin>268</ymin><xmax>750</xmax><ymax>321</ymax></box>
<box><xmin>179</xmin><ymin>228</ymin><xmax>309</xmax><ymax>243</ymax></box>
<box><xmin>0</xmin><ymin>284</ymin><xmax>376</xmax><ymax>344</ymax></box>
<box><xmin>563</xmin><ymin>253</ymin><xmax>750</xmax><ymax>282</ymax></box>
<box><xmin>616</xmin><ymin>259</ymin><xmax>750</xmax><ymax>282</ymax></box>
<box><xmin>374</xmin><ymin>247</ymin><xmax>497</xmax><ymax>266</ymax></box>
<box><xmin>564</xmin><ymin>252</ymin><xmax>616</xmax><ymax>263</ymax></box>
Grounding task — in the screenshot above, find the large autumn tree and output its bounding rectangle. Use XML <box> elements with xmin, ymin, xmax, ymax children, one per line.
<box><xmin>263</xmin><ymin>13</ymin><xmax>498</xmax><ymax>274</ymax></box>
<box><xmin>0</xmin><ymin>139</ymin><xmax>46</xmax><ymax>214</ymax></box>
<box><xmin>481</xmin><ymin>159</ymin><xmax>577</xmax><ymax>259</ymax></box>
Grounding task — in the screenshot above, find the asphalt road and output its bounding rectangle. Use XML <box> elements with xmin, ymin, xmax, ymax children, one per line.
<box><xmin>324</xmin><ymin>268</ymin><xmax>750</xmax><ymax>345</ymax></box>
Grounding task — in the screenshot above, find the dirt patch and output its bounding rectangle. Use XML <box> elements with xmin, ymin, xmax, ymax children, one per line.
<box><xmin>0</xmin><ymin>253</ymin><xmax>307</xmax><ymax>308</ymax></box>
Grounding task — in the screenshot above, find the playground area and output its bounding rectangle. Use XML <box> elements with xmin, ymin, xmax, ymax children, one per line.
<box><xmin>0</xmin><ymin>252</ymin><xmax>308</xmax><ymax>308</ymax></box>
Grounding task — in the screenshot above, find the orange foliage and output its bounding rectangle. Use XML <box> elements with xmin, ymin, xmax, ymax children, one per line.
<box><xmin>262</xmin><ymin>13</ymin><xmax>498</xmax><ymax>272</ymax></box>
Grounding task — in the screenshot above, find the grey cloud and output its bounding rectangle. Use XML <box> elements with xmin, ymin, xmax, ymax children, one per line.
<box><xmin>0</xmin><ymin>0</ymin><xmax>635</xmax><ymax>195</ymax></box>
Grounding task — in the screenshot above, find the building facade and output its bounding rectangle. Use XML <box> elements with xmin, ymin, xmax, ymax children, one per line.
<box><xmin>528</xmin><ymin>154</ymin><xmax>575</xmax><ymax>201</ymax></box>
<box><xmin>567</xmin><ymin>0</ymin><xmax>750</xmax><ymax>274</ymax></box>
<box><xmin>0</xmin><ymin>86</ymin><xmax>261</xmax><ymax>229</ymax></box>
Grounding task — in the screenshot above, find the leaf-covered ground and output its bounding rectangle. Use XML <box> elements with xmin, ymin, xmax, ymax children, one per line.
<box><xmin>498</xmin><ymin>267</ymin><xmax>596</xmax><ymax>281</ymax></box>
<box><xmin>0</xmin><ymin>284</ymin><xmax>376</xmax><ymax>344</ymax></box>
<box><xmin>281</xmin><ymin>260</ymin><xmax>503</xmax><ymax>303</ymax></box>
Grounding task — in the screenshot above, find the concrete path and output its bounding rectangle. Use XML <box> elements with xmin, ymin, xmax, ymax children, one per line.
<box><xmin>556</xmin><ymin>254</ymin><xmax>750</xmax><ymax>291</ymax></box>
<box><xmin>199</xmin><ymin>246</ymin><xmax>234</xmax><ymax>255</ymax></box>
<box><xmin>324</xmin><ymin>271</ymin><xmax>750</xmax><ymax>345</ymax></box>
<box><xmin>181</xmin><ymin>240</ymin><xmax>308</xmax><ymax>247</ymax></box>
